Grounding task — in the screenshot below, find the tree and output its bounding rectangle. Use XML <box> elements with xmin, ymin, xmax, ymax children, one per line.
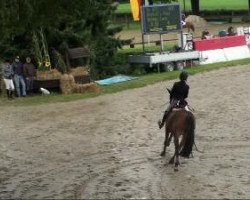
<box><xmin>0</xmin><ymin>0</ymin><xmax>123</xmax><ymax>78</ymax></box>
<box><xmin>190</xmin><ymin>0</ymin><xmax>199</xmax><ymax>15</ymax></box>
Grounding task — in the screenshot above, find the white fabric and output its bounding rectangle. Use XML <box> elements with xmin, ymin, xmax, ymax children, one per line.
<box><xmin>3</xmin><ymin>79</ymin><xmax>15</xmax><ymax>90</ymax></box>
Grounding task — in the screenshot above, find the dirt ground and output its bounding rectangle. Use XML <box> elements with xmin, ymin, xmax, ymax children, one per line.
<box><xmin>1</xmin><ymin>64</ymin><xmax>250</xmax><ymax>199</ymax></box>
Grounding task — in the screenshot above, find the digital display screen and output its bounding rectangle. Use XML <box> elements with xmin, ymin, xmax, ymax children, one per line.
<box><xmin>141</xmin><ymin>4</ymin><xmax>182</xmax><ymax>34</ymax></box>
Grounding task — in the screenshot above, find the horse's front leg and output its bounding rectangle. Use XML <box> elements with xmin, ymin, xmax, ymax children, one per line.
<box><xmin>160</xmin><ymin>131</ymin><xmax>170</xmax><ymax>156</ymax></box>
<box><xmin>166</xmin><ymin>133</ymin><xmax>173</xmax><ymax>147</ymax></box>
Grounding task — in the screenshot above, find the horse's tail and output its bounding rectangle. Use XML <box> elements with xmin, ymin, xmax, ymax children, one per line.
<box><xmin>179</xmin><ymin>112</ymin><xmax>195</xmax><ymax>158</ymax></box>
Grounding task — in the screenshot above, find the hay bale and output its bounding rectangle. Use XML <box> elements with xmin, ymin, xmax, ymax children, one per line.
<box><xmin>36</xmin><ymin>69</ymin><xmax>62</xmax><ymax>80</ymax></box>
<box><xmin>186</xmin><ymin>15</ymin><xmax>207</xmax><ymax>28</ymax></box>
<box><xmin>74</xmin><ymin>82</ymin><xmax>100</xmax><ymax>94</ymax></box>
<box><xmin>60</xmin><ymin>74</ymin><xmax>76</xmax><ymax>95</ymax></box>
<box><xmin>69</xmin><ymin>66</ymin><xmax>89</xmax><ymax>76</ymax></box>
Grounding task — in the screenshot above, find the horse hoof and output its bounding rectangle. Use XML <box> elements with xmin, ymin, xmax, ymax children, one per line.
<box><xmin>160</xmin><ymin>152</ymin><xmax>165</xmax><ymax>157</ymax></box>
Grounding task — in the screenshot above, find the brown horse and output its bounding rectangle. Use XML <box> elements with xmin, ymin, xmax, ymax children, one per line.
<box><xmin>160</xmin><ymin>108</ymin><xmax>196</xmax><ymax>171</ymax></box>
<box><xmin>183</xmin><ymin>21</ymin><xmax>195</xmax><ymax>32</ymax></box>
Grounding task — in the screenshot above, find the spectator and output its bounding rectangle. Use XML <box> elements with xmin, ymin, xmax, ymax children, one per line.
<box><xmin>201</xmin><ymin>29</ymin><xmax>213</xmax><ymax>39</ymax></box>
<box><xmin>2</xmin><ymin>58</ymin><xmax>15</xmax><ymax>99</ymax></box>
<box><xmin>228</xmin><ymin>26</ymin><xmax>236</xmax><ymax>36</ymax></box>
<box><xmin>181</xmin><ymin>14</ymin><xmax>186</xmax><ymax>26</ymax></box>
<box><xmin>23</xmin><ymin>57</ymin><xmax>36</xmax><ymax>94</ymax></box>
<box><xmin>12</xmin><ymin>56</ymin><xmax>26</xmax><ymax>97</ymax></box>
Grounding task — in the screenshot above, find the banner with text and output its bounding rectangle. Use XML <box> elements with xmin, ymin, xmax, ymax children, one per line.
<box><xmin>141</xmin><ymin>4</ymin><xmax>182</xmax><ymax>34</ymax></box>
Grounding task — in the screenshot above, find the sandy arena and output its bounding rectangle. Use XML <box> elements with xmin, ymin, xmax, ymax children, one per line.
<box><xmin>1</xmin><ymin>64</ymin><xmax>250</xmax><ymax>199</ymax></box>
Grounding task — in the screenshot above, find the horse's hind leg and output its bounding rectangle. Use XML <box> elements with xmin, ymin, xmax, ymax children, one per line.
<box><xmin>173</xmin><ymin>136</ymin><xmax>180</xmax><ymax>171</ymax></box>
<box><xmin>161</xmin><ymin>131</ymin><xmax>170</xmax><ymax>156</ymax></box>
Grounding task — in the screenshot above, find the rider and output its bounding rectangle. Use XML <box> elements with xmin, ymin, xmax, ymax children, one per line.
<box><xmin>158</xmin><ymin>71</ymin><xmax>190</xmax><ymax>129</ymax></box>
<box><xmin>181</xmin><ymin>14</ymin><xmax>186</xmax><ymax>26</ymax></box>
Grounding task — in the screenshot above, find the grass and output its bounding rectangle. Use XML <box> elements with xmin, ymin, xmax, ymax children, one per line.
<box><xmin>119</xmin><ymin>42</ymin><xmax>176</xmax><ymax>54</ymax></box>
<box><xmin>1</xmin><ymin>58</ymin><xmax>250</xmax><ymax>107</ymax></box>
<box><xmin>115</xmin><ymin>0</ymin><xmax>249</xmax><ymax>14</ymax></box>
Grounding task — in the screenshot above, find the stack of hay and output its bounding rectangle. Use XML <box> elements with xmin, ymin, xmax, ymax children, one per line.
<box><xmin>185</xmin><ymin>15</ymin><xmax>208</xmax><ymax>29</ymax></box>
<box><xmin>74</xmin><ymin>82</ymin><xmax>100</xmax><ymax>94</ymax></box>
<box><xmin>60</xmin><ymin>74</ymin><xmax>76</xmax><ymax>95</ymax></box>
<box><xmin>60</xmin><ymin>76</ymin><xmax>99</xmax><ymax>95</ymax></box>
<box><xmin>69</xmin><ymin>66</ymin><xmax>89</xmax><ymax>76</ymax></box>
<box><xmin>36</xmin><ymin>69</ymin><xmax>62</xmax><ymax>80</ymax></box>
<box><xmin>37</xmin><ymin>67</ymin><xmax>99</xmax><ymax>95</ymax></box>
<box><xmin>71</xmin><ymin>66</ymin><xmax>99</xmax><ymax>93</ymax></box>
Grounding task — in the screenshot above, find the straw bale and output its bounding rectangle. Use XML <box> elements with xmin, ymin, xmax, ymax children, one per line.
<box><xmin>186</xmin><ymin>15</ymin><xmax>207</xmax><ymax>28</ymax></box>
<box><xmin>60</xmin><ymin>74</ymin><xmax>76</xmax><ymax>95</ymax></box>
<box><xmin>69</xmin><ymin>66</ymin><xmax>89</xmax><ymax>76</ymax></box>
<box><xmin>36</xmin><ymin>69</ymin><xmax>62</xmax><ymax>80</ymax></box>
<box><xmin>74</xmin><ymin>82</ymin><xmax>100</xmax><ymax>94</ymax></box>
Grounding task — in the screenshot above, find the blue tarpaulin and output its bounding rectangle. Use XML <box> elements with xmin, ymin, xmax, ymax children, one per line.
<box><xmin>95</xmin><ymin>74</ymin><xmax>138</xmax><ymax>86</ymax></box>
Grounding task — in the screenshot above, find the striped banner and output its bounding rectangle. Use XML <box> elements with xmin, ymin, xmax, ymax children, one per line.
<box><xmin>130</xmin><ymin>0</ymin><xmax>142</xmax><ymax>21</ymax></box>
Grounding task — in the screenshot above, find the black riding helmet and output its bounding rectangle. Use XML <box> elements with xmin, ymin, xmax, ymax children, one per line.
<box><xmin>179</xmin><ymin>71</ymin><xmax>188</xmax><ymax>81</ymax></box>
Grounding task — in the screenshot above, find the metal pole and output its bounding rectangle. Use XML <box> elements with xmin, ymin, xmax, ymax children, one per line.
<box><xmin>142</xmin><ymin>34</ymin><xmax>145</xmax><ymax>53</ymax></box>
<box><xmin>140</xmin><ymin>5</ymin><xmax>146</xmax><ymax>54</ymax></box>
<box><xmin>147</xmin><ymin>35</ymin><xmax>150</xmax><ymax>45</ymax></box>
<box><xmin>160</xmin><ymin>33</ymin><xmax>164</xmax><ymax>52</ymax></box>
<box><xmin>180</xmin><ymin>30</ymin><xmax>184</xmax><ymax>50</ymax></box>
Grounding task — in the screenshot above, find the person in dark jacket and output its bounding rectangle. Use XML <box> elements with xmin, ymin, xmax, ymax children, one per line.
<box><xmin>12</xmin><ymin>56</ymin><xmax>26</xmax><ymax>97</ymax></box>
<box><xmin>2</xmin><ymin>58</ymin><xmax>15</xmax><ymax>99</ymax></box>
<box><xmin>227</xmin><ymin>26</ymin><xmax>236</xmax><ymax>36</ymax></box>
<box><xmin>23</xmin><ymin>57</ymin><xmax>36</xmax><ymax>94</ymax></box>
<box><xmin>158</xmin><ymin>71</ymin><xmax>189</xmax><ymax>129</ymax></box>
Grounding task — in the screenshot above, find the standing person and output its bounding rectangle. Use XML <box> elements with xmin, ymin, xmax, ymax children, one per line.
<box><xmin>12</xmin><ymin>56</ymin><xmax>26</xmax><ymax>97</ymax></box>
<box><xmin>23</xmin><ymin>57</ymin><xmax>36</xmax><ymax>95</ymax></box>
<box><xmin>227</xmin><ymin>26</ymin><xmax>236</xmax><ymax>36</ymax></box>
<box><xmin>158</xmin><ymin>71</ymin><xmax>190</xmax><ymax>129</ymax></box>
<box><xmin>181</xmin><ymin>13</ymin><xmax>186</xmax><ymax>26</ymax></box>
<box><xmin>2</xmin><ymin>58</ymin><xmax>15</xmax><ymax>99</ymax></box>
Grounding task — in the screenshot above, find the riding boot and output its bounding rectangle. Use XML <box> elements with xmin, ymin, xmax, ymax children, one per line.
<box><xmin>6</xmin><ymin>90</ymin><xmax>10</xmax><ymax>99</ymax></box>
<box><xmin>158</xmin><ymin>111</ymin><xmax>169</xmax><ymax>129</ymax></box>
<box><xmin>9</xmin><ymin>90</ymin><xmax>13</xmax><ymax>99</ymax></box>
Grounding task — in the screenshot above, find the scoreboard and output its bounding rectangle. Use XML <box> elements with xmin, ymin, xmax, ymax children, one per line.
<box><xmin>141</xmin><ymin>4</ymin><xmax>182</xmax><ymax>34</ymax></box>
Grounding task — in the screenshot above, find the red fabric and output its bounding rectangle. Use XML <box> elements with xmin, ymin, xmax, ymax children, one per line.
<box><xmin>193</xmin><ymin>35</ymin><xmax>246</xmax><ymax>51</ymax></box>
